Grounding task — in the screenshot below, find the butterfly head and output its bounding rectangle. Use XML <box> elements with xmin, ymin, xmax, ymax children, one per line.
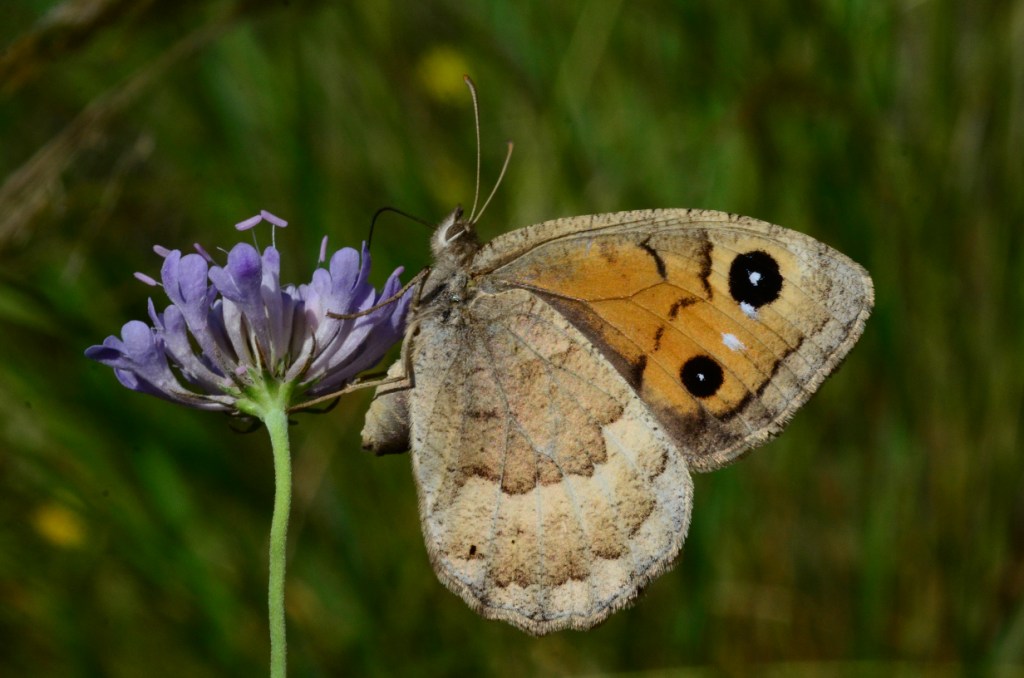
<box><xmin>431</xmin><ymin>206</ymin><xmax>481</xmax><ymax>266</ymax></box>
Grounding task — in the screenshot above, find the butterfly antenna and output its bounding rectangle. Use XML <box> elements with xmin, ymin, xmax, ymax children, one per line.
<box><xmin>465</xmin><ymin>74</ymin><xmax>483</xmax><ymax>223</ymax></box>
<box><xmin>475</xmin><ymin>140</ymin><xmax>514</xmax><ymax>222</ymax></box>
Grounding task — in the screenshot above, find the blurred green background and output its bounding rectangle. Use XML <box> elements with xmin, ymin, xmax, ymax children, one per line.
<box><xmin>1</xmin><ymin>0</ymin><xmax>1021</xmax><ymax>675</ymax></box>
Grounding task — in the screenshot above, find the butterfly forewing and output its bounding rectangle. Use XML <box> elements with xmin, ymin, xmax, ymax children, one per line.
<box><xmin>480</xmin><ymin>209</ymin><xmax>874</xmax><ymax>472</ymax></box>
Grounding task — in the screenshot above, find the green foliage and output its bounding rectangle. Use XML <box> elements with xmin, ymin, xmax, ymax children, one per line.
<box><xmin>1</xmin><ymin>0</ymin><xmax>1021</xmax><ymax>674</ymax></box>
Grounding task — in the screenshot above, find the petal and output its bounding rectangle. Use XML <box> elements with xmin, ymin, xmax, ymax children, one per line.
<box><xmin>160</xmin><ymin>305</ymin><xmax>231</xmax><ymax>391</ymax></box>
<box><xmin>355</xmin><ymin>242</ymin><xmax>373</xmax><ymax>293</ymax></box>
<box><xmin>218</xmin><ymin>298</ymin><xmax>256</xmax><ymax>370</ymax></box>
<box><xmin>84</xmin><ymin>337</ymin><xmax>125</xmax><ymax>363</ymax></box>
<box><xmin>87</xmin><ymin>321</ymin><xmax>222</xmax><ymax>409</ymax></box>
<box><xmin>383</xmin><ymin>269</ymin><xmax>414</xmax><ymax>333</ymax></box>
<box><xmin>260</xmin><ymin>247</ymin><xmax>289</xmax><ymax>366</ymax></box>
<box><xmin>209</xmin><ymin>244</ymin><xmax>262</xmax><ymax>303</ymax></box>
<box><xmin>210</xmin><ymin>243</ymin><xmax>272</xmax><ymax>360</ymax></box>
<box><xmin>147</xmin><ymin>298</ymin><xmax>163</xmax><ymax>330</ymax></box>
<box><xmin>328</xmin><ymin>247</ymin><xmax>361</xmax><ymax>302</ymax></box>
<box><xmin>162</xmin><ymin>252</ymin><xmax>210</xmax><ymax>309</ymax></box>
<box><xmin>160</xmin><ymin>251</ymin><xmax>237</xmax><ymax>374</ymax></box>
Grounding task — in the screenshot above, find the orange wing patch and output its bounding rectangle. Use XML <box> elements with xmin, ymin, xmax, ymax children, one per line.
<box><xmin>488</xmin><ymin>229</ymin><xmax>836</xmax><ymax>459</ymax></box>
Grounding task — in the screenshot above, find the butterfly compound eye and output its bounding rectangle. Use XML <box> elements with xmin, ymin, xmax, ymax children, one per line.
<box><xmin>680</xmin><ymin>355</ymin><xmax>723</xmax><ymax>398</ymax></box>
<box><xmin>728</xmin><ymin>250</ymin><xmax>782</xmax><ymax>308</ymax></box>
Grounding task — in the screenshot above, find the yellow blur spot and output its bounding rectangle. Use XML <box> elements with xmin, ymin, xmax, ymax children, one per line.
<box><xmin>32</xmin><ymin>503</ymin><xmax>86</xmax><ymax>549</ymax></box>
<box><xmin>430</xmin><ymin>154</ymin><xmax>472</xmax><ymax>210</ymax></box>
<box><xmin>417</xmin><ymin>45</ymin><xmax>471</xmax><ymax>104</ymax></box>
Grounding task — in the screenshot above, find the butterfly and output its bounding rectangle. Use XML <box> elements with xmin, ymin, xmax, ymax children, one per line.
<box><xmin>359</xmin><ymin>83</ymin><xmax>874</xmax><ymax>635</ymax></box>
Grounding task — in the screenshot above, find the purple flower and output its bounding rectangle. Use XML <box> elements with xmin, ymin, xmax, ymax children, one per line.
<box><xmin>86</xmin><ymin>212</ymin><xmax>412</xmax><ymax>414</ymax></box>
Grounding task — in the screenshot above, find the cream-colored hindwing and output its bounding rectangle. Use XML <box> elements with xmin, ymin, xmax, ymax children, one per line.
<box><xmin>363</xmin><ymin>208</ymin><xmax>873</xmax><ymax>635</ymax></box>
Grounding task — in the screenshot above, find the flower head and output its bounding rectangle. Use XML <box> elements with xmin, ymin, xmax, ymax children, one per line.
<box><xmin>85</xmin><ymin>211</ymin><xmax>412</xmax><ymax>414</ymax></box>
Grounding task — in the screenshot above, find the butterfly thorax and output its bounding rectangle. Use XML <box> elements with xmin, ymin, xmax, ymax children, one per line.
<box><xmin>430</xmin><ymin>207</ymin><xmax>481</xmax><ymax>271</ymax></box>
<box><xmin>417</xmin><ymin>207</ymin><xmax>485</xmax><ymax>325</ymax></box>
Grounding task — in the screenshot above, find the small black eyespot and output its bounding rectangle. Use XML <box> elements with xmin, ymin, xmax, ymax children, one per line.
<box><xmin>729</xmin><ymin>250</ymin><xmax>782</xmax><ymax>308</ymax></box>
<box><xmin>469</xmin><ymin>545</ymin><xmax>477</xmax><ymax>556</ymax></box>
<box><xmin>680</xmin><ymin>356</ymin><xmax>723</xmax><ymax>398</ymax></box>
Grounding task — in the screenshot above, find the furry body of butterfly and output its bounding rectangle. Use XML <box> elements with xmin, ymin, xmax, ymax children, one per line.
<box><xmin>363</xmin><ymin>207</ymin><xmax>873</xmax><ymax>635</ymax></box>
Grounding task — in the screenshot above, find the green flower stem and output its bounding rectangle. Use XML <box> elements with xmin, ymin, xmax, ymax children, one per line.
<box><xmin>264</xmin><ymin>403</ymin><xmax>291</xmax><ymax>678</ymax></box>
<box><xmin>240</xmin><ymin>383</ymin><xmax>294</xmax><ymax>678</ymax></box>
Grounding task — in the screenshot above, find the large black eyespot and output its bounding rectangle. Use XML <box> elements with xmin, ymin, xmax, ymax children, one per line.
<box><xmin>729</xmin><ymin>250</ymin><xmax>782</xmax><ymax>308</ymax></box>
<box><xmin>680</xmin><ymin>356</ymin><xmax>723</xmax><ymax>398</ymax></box>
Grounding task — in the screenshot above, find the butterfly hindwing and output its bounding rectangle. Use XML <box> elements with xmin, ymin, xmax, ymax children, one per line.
<box><xmin>378</xmin><ymin>286</ymin><xmax>693</xmax><ymax>635</ymax></box>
